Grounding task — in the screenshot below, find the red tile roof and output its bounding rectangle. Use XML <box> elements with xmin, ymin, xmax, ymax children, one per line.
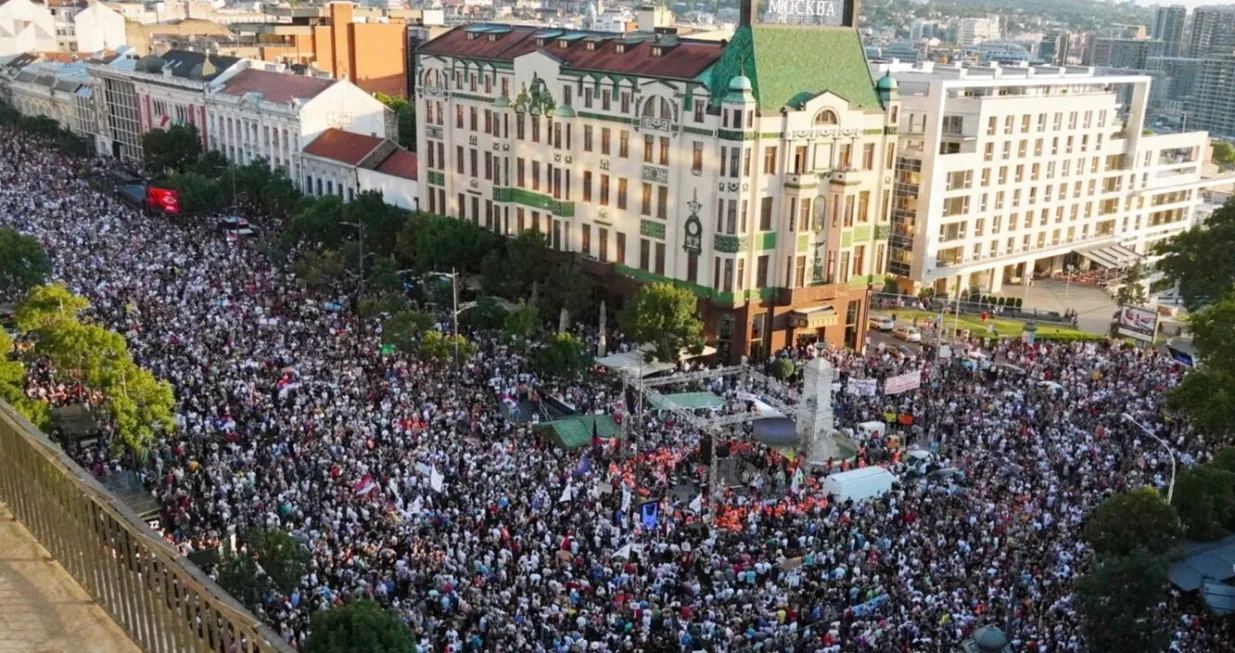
<box><xmin>218</xmin><ymin>68</ymin><xmax>335</xmax><ymax>104</ymax></box>
<box><xmin>303</xmin><ymin>128</ymin><xmax>384</xmax><ymax>166</ymax></box>
<box><xmin>376</xmin><ymin>149</ymin><xmax>417</xmax><ymax>180</ymax></box>
<box><xmin>418</xmin><ymin>26</ymin><xmax>724</xmax><ymax>80</ymax></box>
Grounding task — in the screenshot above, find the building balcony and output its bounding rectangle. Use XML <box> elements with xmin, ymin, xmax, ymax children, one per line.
<box><xmin>783</xmin><ymin>173</ymin><xmax>819</xmax><ymax>190</ymax></box>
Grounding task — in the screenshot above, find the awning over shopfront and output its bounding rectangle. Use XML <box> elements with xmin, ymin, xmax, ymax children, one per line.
<box><xmin>789</xmin><ymin>306</ymin><xmax>839</xmax><ymax>330</ymax></box>
<box><xmin>1075</xmin><ymin>243</ymin><xmax>1143</xmax><ymax>269</ymax></box>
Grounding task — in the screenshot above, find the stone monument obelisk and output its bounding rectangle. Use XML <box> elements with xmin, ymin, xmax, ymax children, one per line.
<box><xmin>797</xmin><ymin>357</ymin><xmax>840</xmax><ymax>463</ymax></box>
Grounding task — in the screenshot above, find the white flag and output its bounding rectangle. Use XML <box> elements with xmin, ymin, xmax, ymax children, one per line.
<box><xmin>430</xmin><ymin>468</ymin><xmax>444</xmax><ymax>493</ymax></box>
<box><xmin>689</xmin><ymin>493</ymin><xmax>703</xmax><ymax>513</ymax></box>
<box><xmin>612</xmin><ymin>543</ymin><xmax>633</xmax><ymax>559</ymax></box>
<box><xmin>791</xmin><ymin>467</ymin><xmax>805</xmax><ymax>494</ymax></box>
<box><xmin>621</xmin><ymin>486</ymin><xmax>631</xmax><ymax>513</ymax></box>
<box><xmin>559</xmin><ymin>483</ymin><xmax>573</xmax><ymax>503</ymax></box>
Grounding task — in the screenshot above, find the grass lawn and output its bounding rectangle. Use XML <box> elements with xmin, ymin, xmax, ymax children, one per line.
<box><xmin>872</xmin><ymin>308</ymin><xmax>1096</xmax><ymax>340</ymax></box>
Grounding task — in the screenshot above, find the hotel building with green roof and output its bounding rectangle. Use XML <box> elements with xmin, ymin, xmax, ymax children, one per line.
<box><xmin>414</xmin><ymin>4</ymin><xmax>898</xmax><ymax>362</ymax></box>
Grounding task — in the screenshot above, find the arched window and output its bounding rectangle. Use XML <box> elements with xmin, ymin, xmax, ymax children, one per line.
<box><xmin>643</xmin><ymin>96</ymin><xmax>673</xmax><ymax>120</ymax></box>
<box><xmin>814</xmin><ymin>109</ymin><xmax>839</xmax><ymax>126</ymax></box>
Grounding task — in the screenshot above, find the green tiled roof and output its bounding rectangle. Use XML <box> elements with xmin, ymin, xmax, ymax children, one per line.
<box><xmin>706</xmin><ymin>25</ymin><xmax>882</xmax><ymax>113</ymax></box>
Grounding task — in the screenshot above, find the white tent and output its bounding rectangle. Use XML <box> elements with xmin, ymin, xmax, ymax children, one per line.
<box><xmin>595</xmin><ymin>344</ymin><xmax>717</xmax><ymax>377</ymax></box>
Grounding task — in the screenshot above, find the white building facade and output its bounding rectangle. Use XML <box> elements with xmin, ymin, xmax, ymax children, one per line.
<box><xmin>417</xmin><ymin>22</ymin><xmax>898</xmax><ymax>361</ymax></box>
<box><xmin>88</xmin><ymin>50</ymin><xmax>245</xmax><ymax>161</ymax></box>
<box><xmin>0</xmin><ymin>0</ymin><xmax>58</xmax><ymax>56</ymax></box>
<box><xmin>73</xmin><ymin>2</ymin><xmax>127</xmax><ymax>54</ymax></box>
<box><xmin>204</xmin><ymin>67</ymin><xmax>393</xmax><ymax>191</ymax></box>
<box><xmin>876</xmin><ymin>61</ymin><xmax>1213</xmax><ymax>294</ymax></box>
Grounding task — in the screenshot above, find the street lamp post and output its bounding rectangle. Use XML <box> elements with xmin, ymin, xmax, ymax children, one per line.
<box><xmin>427</xmin><ymin>270</ymin><xmax>462</xmax><ymax>377</ymax></box>
<box><xmin>341</xmin><ymin>221</ymin><xmax>367</xmax><ymax>297</ymax></box>
<box><xmin>1122</xmin><ymin>412</ymin><xmax>1176</xmax><ymax>504</ymax></box>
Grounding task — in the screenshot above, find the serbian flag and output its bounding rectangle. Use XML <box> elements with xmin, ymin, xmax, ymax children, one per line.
<box><xmin>353</xmin><ymin>475</ymin><xmax>378</xmax><ymax>497</ymax></box>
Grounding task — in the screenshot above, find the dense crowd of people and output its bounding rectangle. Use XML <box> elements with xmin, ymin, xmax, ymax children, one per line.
<box><xmin>2</xmin><ymin>126</ymin><xmax>1233</xmax><ymax>653</ymax></box>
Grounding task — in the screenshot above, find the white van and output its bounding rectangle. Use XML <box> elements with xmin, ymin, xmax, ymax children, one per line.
<box><xmin>821</xmin><ymin>466</ymin><xmax>898</xmax><ymax>503</ymax></box>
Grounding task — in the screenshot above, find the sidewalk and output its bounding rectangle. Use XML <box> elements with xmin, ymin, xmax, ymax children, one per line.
<box><xmin>0</xmin><ymin>505</ymin><xmax>141</xmax><ymax>653</ymax></box>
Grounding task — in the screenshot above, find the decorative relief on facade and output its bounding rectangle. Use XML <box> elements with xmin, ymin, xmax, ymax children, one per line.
<box><xmin>683</xmin><ymin>190</ymin><xmax>702</xmax><ymax>254</ymax></box>
<box><xmin>512</xmin><ymin>74</ymin><xmax>555</xmax><ymax>115</ymax></box>
<box><xmin>641</xmin><ymin>165</ymin><xmax>669</xmax><ymax>184</ymax></box>
<box><xmin>714</xmin><ymin>234</ymin><xmax>747</xmax><ymax>253</ymax></box>
<box><xmin>640</xmin><ymin>219</ymin><xmax>666</xmax><ymax>239</ymax></box>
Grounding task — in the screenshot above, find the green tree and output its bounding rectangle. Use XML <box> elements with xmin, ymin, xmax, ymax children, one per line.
<box><xmin>1173</xmin><ymin>464</ymin><xmax>1235</xmax><ymax>541</ymax></box>
<box><xmin>381</xmin><ymin>310</ymin><xmax>433</xmax><ymax>354</ymax></box>
<box><xmin>1166</xmin><ymin>291</ymin><xmax>1235</xmax><ymax>439</ymax></box>
<box><xmin>344</xmin><ymin>190</ymin><xmax>407</xmax><ymax>257</ymax></box>
<box><xmin>16</xmin><ymin>285</ymin><xmax>174</xmax><ymax>455</ymax></box>
<box><xmin>374</xmin><ymin>92</ymin><xmax>417</xmax><ymax>152</ymax></box>
<box><xmin>1075</xmin><ymin>550</ymin><xmax>1170</xmax><ymax>653</ymax></box>
<box><xmin>292</xmin><ymin>249</ymin><xmax>347</xmax><ymax>290</ymax></box>
<box><xmin>459</xmin><ymin>296</ymin><xmax>509</xmax><ymax>331</ymax></box>
<box><xmin>302</xmin><ymin>600</ymin><xmax>415</xmax><ymax>653</ymax></box>
<box><xmin>160</xmin><ymin>172</ymin><xmax>221</xmax><ymax>214</ymax></box>
<box><xmin>620</xmin><ymin>283</ymin><xmax>705</xmax><ymax>363</ymax></box>
<box><xmin>503</xmin><ymin>301</ymin><xmax>541</xmax><ymax>345</ymax></box>
<box><xmin>0</xmin><ymin>227</ymin><xmax>50</xmax><ymax>302</ymax></box>
<box><xmin>505</xmin><ymin>230</ymin><xmax>550</xmax><ymax>297</ymax></box>
<box><xmin>216</xmin><ymin>527</ymin><xmax>309</xmax><ymax>609</ymax></box>
<box><xmin>357</xmin><ymin>292</ymin><xmax>409</xmax><ymax>320</ymax></box>
<box><xmin>1154</xmin><ymin>199</ymin><xmax>1235</xmax><ymax>310</ymax></box>
<box><xmin>261</xmin><ymin>171</ymin><xmax>304</xmax><ymax>218</ymax></box>
<box><xmin>1167</xmin><ymin>367</ymin><xmax>1235</xmax><ymax>441</ymax></box>
<box><xmin>769</xmin><ymin>357</ymin><xmax>795</xmax><ymax>381</ymax></box>
<box><xmin>542</xmin><ymin>261</ymin><xmax>593</xmax><ymax>326</ymax></box>
<box><xmin>396</xmin><ymin>213</ymin><xmax>499</xmax><ymax>275</ymax></box>
<box><xmin>1213</xmin><ymin>141</ymin><xmax>1235</xmax><ymax>165</ymax></box>
<box><xmin>364</xmin><ymin>257</ymin><xmax>405</xmax><ymax>296</ymax></box>
<box><xmin>1115</xmin><ymin>261</ymin><xmax>1148</xmax><ymax>306</ymax></box>
<box><xmin>1082</xmin><ymin>487</ymin><xmax>1182</xmax><ymax>557</ymax></box>
<box><xmin>142</xmin><ymin>124</ymin><xmax>203</xmax><ymax>176</ymax></box>
<box><xmin>289</xmin><ymin>195</ymin><xmax>346</xmax><ymax>248</ymax></box>
<box><xmin>105</xmin><ymin>361</ymin><xmax>176</xmax><ymax>455</ymax></box>
<box><xmin>1212</xmin><ymin>447</ymin><xmax>1235</xmax><ymax>474</ymax></box>
<box><xmin>193</xmin><ymin>149</ymin><xmax>230</xmax><ymax>178</ymax></box>
<box><xmin>14</xmin><ymin>283</ymin><xmax>89</xmax><ymax>332</ymax></box>
<box><xmin>418</xmin><ymin>330</ymin><xmax>476</xmax><ymax>367</ymax></box>
<box><xmin>534</xmin><ymin>332</ymin><xmax>592</xmax><ymax>380</ymax></box>
<box><xmin>0</xmin><ymin>329</ymin><xmax>50</xmax><ymax>428</ymax></box>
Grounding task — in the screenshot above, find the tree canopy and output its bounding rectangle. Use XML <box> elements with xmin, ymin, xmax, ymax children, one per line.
<box><xmin>15</xmin><ymin>285</ymin><xmax>174</xmax><ymax>455</ymax></box>
<box><xmin>1166</xmin><ymin>291</ymin><xmax>1235</xmax><ymax>440</ymax></box>
<box><xmin>142</xmin><ymin>124</ymin><xmax>203</xmax><ymax>176</ymax></box>
<box><xmin>302</xmin><ymin>600</ymin><xmax>415</xmax><ymax>653</ymax></box>
<box><xmin>374</xmin><ymin>92</ymin><xmax>416</xmax><ymax>152</ymax></box>
<box><xmin>1082</xmin><ymin>487</ymin><xmax>1181</xmax><ymax>557</ymax></box>
<box><xmin>1075</xmin><ymin>549</ymin><xmax>1170</xmax><ymax>653</ymax></box>
<box><xmin>534</xmin><ymin>332</ymin><xmax>592</xmax><ymax>380</ymax></box>
<box><xmin>1172</xmin><ymin>464</ymin><xmax>1235</xmax><ymax>541</ymax></box>
<box><xmin>1154</xmin><ymin>199</ymin><xmax>1235</xmax><ymax>310</ymax></box>
<box><xmin>0</xmin><ymin>226</ymin><xmax>50</xmax><ymax>302</ymax></box>
<box><xmin>1115</xmin><ymin>261</ymin><xmax>1147</xmax><ymax>307</ymax></box>
<box><xmin>620</xmin><ymin>283</ymin><xmax>705</xmax><ymax>363</ymax></box>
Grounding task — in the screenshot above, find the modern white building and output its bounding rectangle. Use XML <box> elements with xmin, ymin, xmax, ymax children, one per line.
<box><xmin>0</xmin><ymin>0</ymin><xmax>59</xmax><ymax>56</ymax></box>
<box><xmin>204</xmin><ymin>66</ymin><xmax>393</xmax><ymax>192</ymax></box>
<box><xmin>956</xmin><ymin>17</ymin><xmax>1000</xmax><ymax>48</ymax></box>
<box><xmin>875</xmin><ymin>61</ymin><xmax>1218</xmax><ymax>294</ymax></box>
<box><xmin>72</xmin><ymin>1</ymin><xmax>127</xmax><ymax>53</ymax></box>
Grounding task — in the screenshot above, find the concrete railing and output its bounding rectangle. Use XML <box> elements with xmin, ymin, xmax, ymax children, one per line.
<box><xmin>0</xmin><ymin>403</ymin><xmax>293</xmax><ymax>653</ymax></box>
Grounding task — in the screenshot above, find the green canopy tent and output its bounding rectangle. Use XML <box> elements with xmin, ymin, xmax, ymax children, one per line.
<box><xmin>538</xmin><ymin>414</ymin><xmax>622</xmax><ymax>450</ymax></box>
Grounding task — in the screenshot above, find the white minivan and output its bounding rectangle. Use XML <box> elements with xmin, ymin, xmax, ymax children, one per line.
<box><xmin>821</xmin><ymin>466</ymin><xmax>898</xmax><ymax>503</ymax></box>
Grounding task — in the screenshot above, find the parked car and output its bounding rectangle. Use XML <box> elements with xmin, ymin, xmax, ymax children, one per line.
<box><xmin>868</xmin><ymin>315</ymin><xmax>895</xmax><ymax>332</ymax></box>
<box><xmin>893</xmin><ymin>326</ymin><xmax>922</xmax><ymax>343</ymax></box>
